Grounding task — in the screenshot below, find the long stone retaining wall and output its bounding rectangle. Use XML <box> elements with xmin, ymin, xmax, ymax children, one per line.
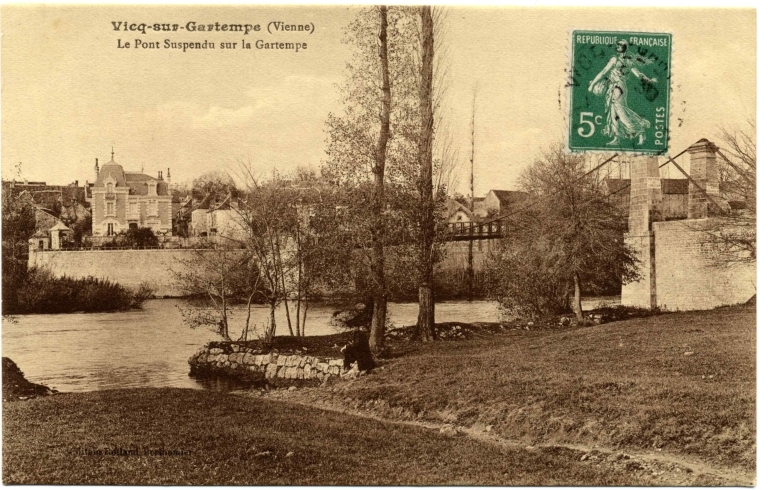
<box><xmin>28</xmin><ymin>245</ymin><xmax>487</xmax><ymax>298</ymax></box>
<box><xmin>28</xmin><ymin>249</ymin><xmax>209</xmax><ymax>297</ymax></box>
<box><xmin>188</xmin><ymin>343</ymin><xmax>347</xmax><ymax>385</ymax></box>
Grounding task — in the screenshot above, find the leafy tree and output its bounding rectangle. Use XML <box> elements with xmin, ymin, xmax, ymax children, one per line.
<box><xmin>2</xmin><ymin>190</ymin><xmax>36</xmax><ymax>312</ymax></box>
<box><xmin>70</xmin><ymin>214</ymin><xmax>92</xmax><ymax>246</ymax></box>
<box><xmin>122</xmin><ymin>227</ymin><xmax>160</xmax><ymax>248</ymax></box>
<box><xmin>294</xmin><ymin>165</ymin><xmax>319</xmax><ymax>184</ymax></box>
<box><xmin>323</xmin><ymin>6</ymin><xmax>423</xmax><ymax>353</ymax></box>
<box><xmin>452</xmin><ymin>193</ymin><xmax>470</xmax><ymax>209</ymax></box>
<box><xmin>487</xmin><ymin>144</ymin><xmax>639</xmax><ymax>322</ymax></box>
<box><xmin>169</xmin><ymin>181</ymin><xmax>192</xmax><ymax>202</ymax></box>
<box><xmin>192</xmin><ymin>170</ymin><xmax>239</xmax><ymax>199</ymax></box>
<box><xmin>485</xmin><ymin>233</ymin><xmax>572</xmax><ymax>319</ymax></box>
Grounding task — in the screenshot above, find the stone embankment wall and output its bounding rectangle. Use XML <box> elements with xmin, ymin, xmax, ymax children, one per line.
<box><xmin>29</xmin><ymin>243</ymin><xmax>496</xmax><ymax>298</ymax></box>
<box><xmin>189</xmin><ymin>344</ymin><xmax>347</xmax><ymax>385</ymax></box>
<box><xmin>28</xmin><ymin>249</ymin><xmax>208</xmax><ymax>297</ymax></box>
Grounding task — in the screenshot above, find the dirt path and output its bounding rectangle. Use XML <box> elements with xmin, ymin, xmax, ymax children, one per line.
<box><xmin>235</xmin><ymin>387</ymin><xmax>755</xmax><ymax>486</ymax></box>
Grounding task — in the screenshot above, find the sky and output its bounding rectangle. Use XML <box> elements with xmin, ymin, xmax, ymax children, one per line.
<box><xmin>1</xmin><ymin>6</ymin><xmax>756</xmax><ymax>196</ymax></box>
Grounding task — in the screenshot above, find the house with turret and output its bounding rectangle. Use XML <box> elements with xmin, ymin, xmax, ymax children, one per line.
<box><xmin>87</xmin><ymin>151</ymin><xmax>173</xmax><ymax>237</ymax></box>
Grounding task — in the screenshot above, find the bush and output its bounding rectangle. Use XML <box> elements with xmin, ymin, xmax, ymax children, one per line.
<box><xmin>124</xmin><ymin>227</ymin><xmax>160</xmax><ymax>248</ymax></box>
<box><xmin>484</xmin><ymin>238</ymin><xmax>571</xmax><ymax>320</ymax></box>
<box><xmin>8</xmin><ymin>268</ymin><xmax>155</xmax><ymax>314</ymax></box>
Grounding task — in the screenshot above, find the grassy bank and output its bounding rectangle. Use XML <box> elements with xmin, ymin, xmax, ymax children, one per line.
<box><xmin>3</xmin><ymin>305</ymin><xmax>754</xmax><ymax>484</ymax></box>
<box><xmin>4</xmin><ymin>388</ymin><xmax>646</xmax><ymax>485</ymax></box>
<box><xmin>275</xmin><ymin>305</ymin><xmax>756</xmax><ymax>474</ymax></box>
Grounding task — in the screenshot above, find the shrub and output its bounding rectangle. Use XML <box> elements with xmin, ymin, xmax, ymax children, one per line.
<box><xmin>484</xmin><ymin>238</ymin><xmax>571</xmax><ymax>320</ymax></box>
<box><xmin>9</xmin><ymin>268</ymin><xmax>154</xmax><ymax>314</ymax></box>
<box><xmin>124</xmin><ymin>227</ymin><xmax>160</xmax><ymax>248</ymax></box>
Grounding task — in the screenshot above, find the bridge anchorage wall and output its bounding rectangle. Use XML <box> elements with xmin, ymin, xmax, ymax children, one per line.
<box><xmin>621</xmin><ymin>140</ymin><xmax>755</xmax><ymax>311</ymax></box>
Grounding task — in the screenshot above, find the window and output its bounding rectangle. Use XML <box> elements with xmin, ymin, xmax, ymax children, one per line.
<box><xmin>106</xmin><ymin>202</ymin><xmax>114</xmax><ymax>216</ymax></box>
<box><xmin>147</xmin><ymin>200</ymin><xmax>158</xmax><ymax>217</ymax></box>
<box><xmin>107</xmin><ymin>223</ymin><xmax>115</xmax><ymax>236</ymax></box>
<box><xmin>38</xmin><ymin>240</ymin><xmax>44</xmax><ymax>250</ymax></box>
<box><xmin>107</xmin><ymin>183</ymin><xmax>114</xmax><ymax>194</ymax></box>
<box><xmin>129</xmin><ymin>202</ymin><xmax>137</xmax><ymax>215</ymax></box>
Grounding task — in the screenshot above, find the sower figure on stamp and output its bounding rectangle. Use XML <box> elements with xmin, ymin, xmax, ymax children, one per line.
<box><xmin>588</xmin><ymin>39</ymin><xmax>657</xmax><ymax>146</ymax></box>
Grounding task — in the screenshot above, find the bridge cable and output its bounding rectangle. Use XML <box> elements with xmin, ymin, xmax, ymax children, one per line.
<box><xmin>450</xmin><ymin>141</ymin><xmax>713</xmax><ymax>242</ymax></box>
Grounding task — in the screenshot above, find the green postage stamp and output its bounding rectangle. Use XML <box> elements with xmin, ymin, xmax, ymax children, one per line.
<box><xmin>568</xmin><ymin>30</ymin><xmax>671</xmax><ymax>154</ymax></box>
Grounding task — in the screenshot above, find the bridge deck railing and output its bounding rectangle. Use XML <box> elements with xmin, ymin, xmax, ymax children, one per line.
<box><xmin>442</xmin><ymin>220</ymin><xmax>508</xmax><ymax>239</ymax></box>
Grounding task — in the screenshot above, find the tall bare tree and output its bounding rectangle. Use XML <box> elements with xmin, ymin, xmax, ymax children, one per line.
<box><xmin>415</xmin><ymin>5</ymin><xmax>437</xmax><ymax>340</ymax></box>
<box><xmin>467</xmin><ymin>84</ymin><xmax>478</xmax><ymax>299</ymax></box>
<box><xmin>700</xmin><ymin>120</ymin><xmax>757</xmax><ymax>264</ymax></box>
<box><xmin>369</xmin><ymin>5</ymin><xmax>393</xmax><ymax>354</ymax></box>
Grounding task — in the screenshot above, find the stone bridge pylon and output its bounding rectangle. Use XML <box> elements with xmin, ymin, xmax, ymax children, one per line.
<box><xmin>621</xmin><ymin>139</ymin><xmax>736</xmax><ymax>309</ymax></box>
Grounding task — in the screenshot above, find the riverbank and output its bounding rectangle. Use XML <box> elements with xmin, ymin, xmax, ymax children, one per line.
<box><xmin>2</xmin><ymin>357</ymin><xmax>56</xmax><ymax>402</ymax></box>
<box><xmin>3</xmin><ymin>305</ymin><xmax>754</xmax><ymax>484</ymax></box>
<box><xmin>4</xmin><ymin>388</ymin><xmax>645</xmax><ymax>485</ymax></box>
<box><xmin>259</xmin><ymin>303</ymin><xmax>756</xmax><ymax>482</ymax></box>
<box><xmin>3</xmin><ymin>268</ymin><xmax>153</xmax><ymax>315</ymax></box>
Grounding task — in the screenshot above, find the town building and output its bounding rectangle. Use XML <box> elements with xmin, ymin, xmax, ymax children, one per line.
<box><xmin>473</xmin><ymin>189</ymin><xmax>529</xmax><ymax>218</ymax></box>
<box><xmin>443</xmin><ymin>198</ymin><xmax>473</xmax><ymax>223</ymax></box>
<box><xmin>27</xmin><ymin>210</ymin><xmax>73</xmax><ymax>251</ymax></box>
<box><xmin>176</xmin><ymin>192</ymin><xmax>249</xmax><ymax>242</ymax></box>
<box><xmin>87</xmin><ymin>153</ymin><xmax>173</xmax><ymax>237</ymax></box>
<box><xmin>3</xmin><ymin>179</ymin><xmax>86</xmax><ymax>250</ymax></box>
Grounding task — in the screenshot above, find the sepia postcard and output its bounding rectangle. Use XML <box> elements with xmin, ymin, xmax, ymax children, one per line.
<box><xmin>1</xmin><ymin>3</ymin><xmax>757</xmax><ymax>486</ymax></box>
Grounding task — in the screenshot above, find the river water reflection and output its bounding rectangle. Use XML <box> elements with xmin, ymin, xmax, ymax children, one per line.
<box><xmin>2</xmin><ymin>299</ymin><xmax>505</xmax><ymax>393</ymax></box>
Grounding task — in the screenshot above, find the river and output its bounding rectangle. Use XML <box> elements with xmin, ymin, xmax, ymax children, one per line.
<box><xmin>2</xmin><ymin>299</ymin><xmax>506</xmax><ymax>393</ymax></box>
<box><xmin>3</xmin><ymin>297</ymin><xmax>618</xmax><ymax>393</ymax></box>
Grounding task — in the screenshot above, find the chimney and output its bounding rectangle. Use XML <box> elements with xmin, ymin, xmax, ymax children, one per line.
<box><xmin>94</xmin><ymin>158</ymin><xmax>100</xmax><ymax>181</ymax></box>
<box><xmin>158</xmin><ymin>170</ymin><xmax>163</xmax><ymax>181</ymax></box>
<box><xmin>166</xmin><ymin>168</ymin><xmax>171</xmax><ymax>185</ymax></box>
